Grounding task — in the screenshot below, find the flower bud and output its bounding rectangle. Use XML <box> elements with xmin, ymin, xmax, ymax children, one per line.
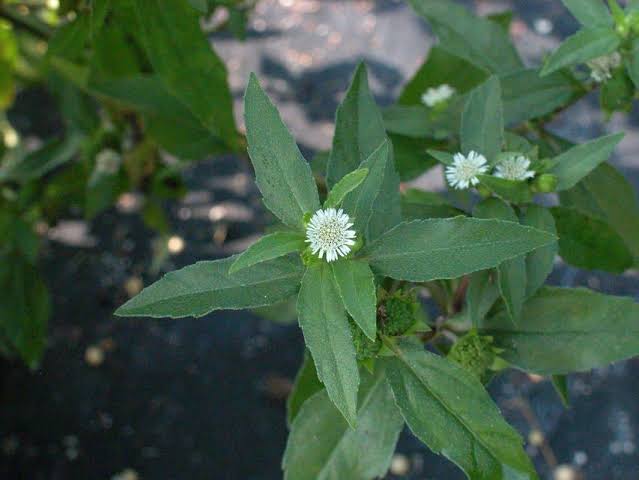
<box><xmin>349</xmin><ymin>318</ymin><xmax>382</xmax><ymax>360</ymax></box>
<box><xmin>533</xmin><ymin>173</ymin><xmax>558</xmax><ymax>193</ymax></box>
<box><xmin>380</xmin><ymin>290</ymin><xmax>418</xmax><ymax>337</ymax></box>
<box><xmin>447</xmin><ymin>330</ymin><xmax>496</xmax><ymax>383</ymax></box>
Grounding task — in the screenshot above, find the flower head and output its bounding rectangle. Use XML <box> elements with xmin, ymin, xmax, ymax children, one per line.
<box><xmin>445</xmin><ymin>151</ymin><xmax>489</xmax><ymax>190</ymax></box>
<box><xmin>421</xmin><ymin>84</ymin><xmax>456</xmax><ymax>107</ymax></box>
<box><xmin>494</xmin><ymin>155</ymin><xmax>535</xmax><ymax>181</ymax></box>
<box><xmin>95</xmin><ymin>149</ymin><xmax>122</xmax><ymax>175</ymax></box>
<box><xmin>587</xmin><ymin>52</ymin><xmax>622</xmax><ymax>83</ymax></box>
<box><xmin>305</xmin><ymin>208</ymin><xmax>356</xmax><ymax>262</ymax></box>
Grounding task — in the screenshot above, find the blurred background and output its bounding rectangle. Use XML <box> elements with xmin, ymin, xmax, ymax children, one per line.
<box><xmin>1</xmin><ymin>0</ymin><xmax>639</xmax><ymax>479</ymax></box>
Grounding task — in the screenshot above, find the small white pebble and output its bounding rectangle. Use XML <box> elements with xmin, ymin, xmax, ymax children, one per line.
<box><xmin>85</xmin><ymin>346</ymin><xmax>104</xmax><ymax>367</ymax></box>
<box><xmin>390</xmin><ymin>453</ymin><xmax>410</xmax><ymax>476</ymax></box>
<box><xmin>528</xmin><ymin>429</ymin><xmax>544</xmax><ymax>447</ymax></box>
<box><xmin>554</xmin><ymin>464</ymin><xmax>577</xmax><ymax>480</ymax></box>
<box><xmin>573</xmin><ymin>450</ymin><xmax>588</xmax><ymax>466</ymax></box>
<box><xmin>111</xmin><ymin>469</ymin><xmax>139</xmax><ymax>480</ymax></box>
<box><xmin>533</xmin><ymin>18</ymin><xmax>553</xmax><ymax>35</ymax></box>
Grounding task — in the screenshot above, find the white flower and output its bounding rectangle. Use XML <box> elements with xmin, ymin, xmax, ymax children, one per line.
<box><xmin>421</xmin><ymin>84</ymin><xmax>456</xmax><ymax>107</ymax></box>
<box><xmin>587</xmin><ymin>52</ymin><xmax>622</xmax><ymax>83</ymax></box>
<box><xmin>445</xmin><ymin>151</ymin><xmax>489</xmax><ymax>190</ymax></box>
<box><xmin>494</xmin><ymin>155</ymin><xmax>536</xmax><ymax>181</ymax></box>
<box><xmin>95</xmin><ymin>149</ymin><xmax>121</xmax><ymax>175</ymax></box>
<box><xmin>305</xmin><ymin>208</ymin><xmax>356</xmax><ymax>262</ymax></box>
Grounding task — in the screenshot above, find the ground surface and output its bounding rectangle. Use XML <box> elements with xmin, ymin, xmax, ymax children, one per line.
<box><xmin>2</xmin><ymin>1</ymin><xmax>639</xmax><ymax>479</ymax></box>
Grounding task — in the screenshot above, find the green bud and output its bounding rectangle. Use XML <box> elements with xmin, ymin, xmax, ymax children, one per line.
<box><xmin>349</xmin><ymin>317</ymin><xmax>382</xmax><ymax>360</ymax></box>
<box><xmin>380</xmin><ymin>290</ymin><xmax>418</xmax><ymax>337</ymax></box>
<box><xmin>533</xmin><ymin>173</ymin><xmax>558</xmax><ymax>193</ymax></box>
<box><xmin>447</xmin><ymin>330</ymin><xmax>496</xmax><ymax>383</ymax></box>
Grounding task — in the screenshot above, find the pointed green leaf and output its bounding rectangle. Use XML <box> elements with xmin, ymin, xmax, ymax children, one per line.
<box><xmin>540</xmin><ymin>28</ymin><xmax>620</xmax><ymax>77</ymax></box>
<box><xmin>407</xmin><ymin>0</ymin><xmax>523</xmax><ymax>73</ymax></box>
<box><xmin>324</xmin><ymin>168</ymin><xmax>369</xmax><ymax>209</ymax></box>
<box><xmin>287</xmin><ymin>351</ymin><xmax>323</xmax><ymax>426</ymax></box>
<box><xmin>342</xmin><ymin>140</ymin><xmax>400</xmax><ymax>242</ymax></box>
<box><xmin>426</xmin><ymin>149</ymin><xmax>454</xmax><ymax>166</ymax></box>
<box><xmin>401</xmin><ymin>189</ymin><xmax>464</xmax><ymax>221</ymax></box>
<box><xmin>626</xmin><ymin>39</ymin><xmax>639</xmax><ymax>88</ymax></box>
<box><xmin>483</xmin><ymin>287</ymin><xmax>639</xmax><ymax>375</ymax></box>
<box><xmin>474</xmin><ymin>199</ymin><xmax>526</xmax><ymax>323</ymax></box>
<box><xmin>390</xmin><ymin>134</ymin><xmax>439</xmax><ymax>181</ymax></box>
<box><xmin>331</xmin><ymin>260</ymin><xmax>377</xmax><ymax>341</ymax></box>
<box><xmin>384</xmin><ymin>340</ymin><xmax>537</xmax><ymax>480</ymax></box>
<box><xmin>466</xmin><ymin>270</ymin><xmax>500</xmax><ymax>328</ymax></box>
<box><xmin>229</xmin><ymin>232</ymin><xmax>306</xmax><ymax>274</ymax></box>
<box><xmin>0</xmin><ymin>256</ymin><xmax>49</xmax><ymax>368</ymax></box>
<box><xmin>521</xmin><ymin>205</ymin><xmax>557</xmax><ymax>297</ymax></box>
<box><xmin>561</xmin><ymin>0</ymin><xmax>613</xmax><ymax>28</ymax></box>
<box><xmin>244</xmin><ymin>74</ymin><xmax>320</xmax><ymax>229</ymax></box>
<box><xmin>477</xmin><ymin>175</ymin><xmax>533</xmax><ymax>204</ymax></box>
<box><xmin>547</xmin><ymin>132</ymin><xmax>623</xmax><ymax>190</ymax></box>
<box><xmin>283</xmin><ymin>368</ymin><xmax>403</xmax><ymax>480</ymax></box>
<box><xmin>550</xmin><ymin>206</ymin><xmax>633</xmax><ymax>273</ymax></box>
<box><xmin>326</xmin><ymin>63</ymin><xmax>386</xmax><ymax>187</ymax></box>
<box><xmin>297</xmin><ymin>264</ymin><xmax>359</xmax><ymax>426</ymax></box>
<box><xmin>133</xmin><ymin>0</ymin><xmax>238</xmax><ymax>149</ymax></box>
<box><xmin>500</xmin><ymin>68</ymin><xmax>581</xmax><ymax>125</ymax></box>
<box><xmin>461</xmin><ymin>76</ymin><xmax>504</xmax><ymax>162</ymax></box>
<box><xmin>560</xmin><ymin>162</ymin><xmax>639</xmax><ymax>262</ymax></box>
<box><xmin>551</xmin><ymin>375</ymin><xmax>570</xmax><ymax>408</ymax></box>
<box><xmin>360</xmin><ymin>218</ymin><xmax>556</xmax><ymax>282</ymax></box>
<box><xmin>115</xmin><ymin>256</ymin><xmax>304</xmax><ymax>318</ymax></box>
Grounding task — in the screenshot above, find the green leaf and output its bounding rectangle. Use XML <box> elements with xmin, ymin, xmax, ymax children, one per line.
<box><xmin>331</xmin><ymin>260</ymin><xmax>377</xmax><ymax>341</ymax></box>
<box><xmin>390</xmin><ymin>134</ymin><xmax>439</xmax><ymax>182</ymax></box>
<box><xmin>474</xmin><ymin>199</ymin><xmax>526</xmax><ymax>323</ymax></box>
<box><xmin>551</xmin><ymin>375</ymin><xmax>570</xmax><ymax>408</ymax></box>
<box><xmin>461</xmin><ymin>76</ymin><xmax>503</xmax><ymax>162</ymax></box>
<box><xmin>500</xmin><ymin>68</ymin><xmax>581</xmax><ymax>125</ymax></box>
<box><xmin>283</xmin><ymin>367</ymin><xmax>403</xmax><ymax>480</ymax></box>
<box><xmin>326</xmin><ymin>64</ymin><xmax>402</xmax><ymax>241</ymax></box>
<box><xmin>401</xmin><ymin>189</ymin><xmax>464</xmax><ymax>221</ymax></box>
<box><xmin>407</xmin><ymin>0</ymin><xmax>523</xmax><ymax>73</ymax></box>
<box><xmin>85</xmin><ymin>168</ymin><xmax>125</xmax><ymax>219</ymax></box>
<box><xmin>561</xmin><ymin>0</ymin><xmax>613</xmax><ymax>28</ymax></box>
<box><xmin>426</xmin><ymin>149</ymin><xmax>455</xmax><ymax>166</ymax></box>
<box><xmin>521</xmin><ymin>205</ymin><xmax>557</xmax><ymax>297</ymax></box>
<box><xmin>229</xmin><ymin>232</ymin><xmax>306</xmax><ymax>274</ymax></box>
<box><xmin>483</xmin><ymin>287</ymin><xmax>639</xmax><ymax>374</ymax></box>
<box><xmin>560</xmin><ymin>162</ymin><xmax>639</xmax><ymax>263</ymax></box>
<box><xmin>0</xmin><ymin>255</ymin><xmax>49</xmax><ymax>368</ymax></box>
<box><xmin>244</xmin><ymin>74</ymin><xmax>320</xmax><ymax>229</ymax></box>
<box><xmin>398</xmin><ymin>46</ymin><xmax>487</xmax><ymax>105</ymax></box>
<box><xmin>550</xmin><ymin>206</ymin><xmax>633</xmax><ymax>273</ymax></box>
<box><xmin>133</xmin><ymin>0</ymin><xmax>238</xmax><ymax>149</ymax></box>
<box><xmin>326</xmin><ymin>63</ymin><xmax>386</xmax><ymax>188</ymax></box>
<box><xmin>382</xmin><ymin>105</ymin><xmax>453</xmax><ymax>138</ymax></box>
<box><xmin>383</xmin><ymin>340</ymin><xmax>537</xmax><ymax>480</ymax></box>
<box><xmin>477</xmin><ymin>175</ymin><xmax>533</xmax><ymax>204</ymax></box>
<box><xmin>341</xmin><ymin>140</ymin><xmax>400</xmax><ymax>242</ymax></box>
<box><xmin>324</xmin><ymin>168</ymin><xmax>369</xmax><ymax>208</ymax></box>
<box><xmin>600</xmin><ymin>68</ymin><xmax>635</xmax><ymax>113</ymax></box>
<box><xmin>297</xmin><ymin>264</ymin><xmax>360</xmax><ymax>426</ymax></box>
<box><xmin>287</xmin><ymin>351</ymin><xmax>323</xmax><ymax>426</ymax></box>
<box><xmin>0</xmin><ymin>135</ymin><xmax>82</xmax><ymax>182</ymax></box>
<box><xmin>361</xmin><ymin>217</ymin><xmax>556</xmax><ymax>282</ymax></box>
<box><xmin>547</xmin><ymin>132</ymin><xmax>623</xmax><ymax>190</ymax></box>
<box><xmin>540</xmin><ymin>28</ymin><xmax>620</xmax><ymax>77</ymax></box>
<box><xmin>626</xmin><ymin>39</ymin><xmax>639</xmax><ymax>88</ymax></box>
<box><xmin>115</xmin><ymin>256</ymin><xmax>304</xmax><ymax>318</ymax></box>
<box><xmin>466</xmin><ymin>270</ymin><xmax>500</xmax><ymax>328</ymax></box>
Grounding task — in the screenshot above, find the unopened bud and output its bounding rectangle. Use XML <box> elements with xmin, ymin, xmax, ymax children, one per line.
<box><xmin>533</xmin><ymin>173</ymin><xmax>558</xmax><ymax>193</ymax></box>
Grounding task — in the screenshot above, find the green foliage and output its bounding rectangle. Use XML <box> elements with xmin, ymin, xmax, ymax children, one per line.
<box><xmin>484</xmin><ymin>287</ymin><xmax>639</xmax><ymax>374</ymax></box>
<box><xmin>5</xmin><ymin>0</ymin><xmax>638</xmax><ymax>477</ymax></box>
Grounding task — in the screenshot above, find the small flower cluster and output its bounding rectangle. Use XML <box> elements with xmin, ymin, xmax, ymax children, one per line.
<box><xmin>587</xmin><ymin>52</ymin><xmax>622</xmax><ymax>83</ymax></box>
<box><xmin>95</xmin><ymin>149</ymin><xmax>122</xmax><ymax>175</ymax></box>
<box><xmin>305</xmin><ymin>208</ymin><xmax>356</xmax><ymax>262</ymax></box>
<box><xmin>421</xmin><ymin>84</ymin><xmax>456</xmax><ymax>107</ymax></box>
<box><xmin>445</xmin><ymin>151</ymin><xmax>535</xmax><ymax>190</ymax></box>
